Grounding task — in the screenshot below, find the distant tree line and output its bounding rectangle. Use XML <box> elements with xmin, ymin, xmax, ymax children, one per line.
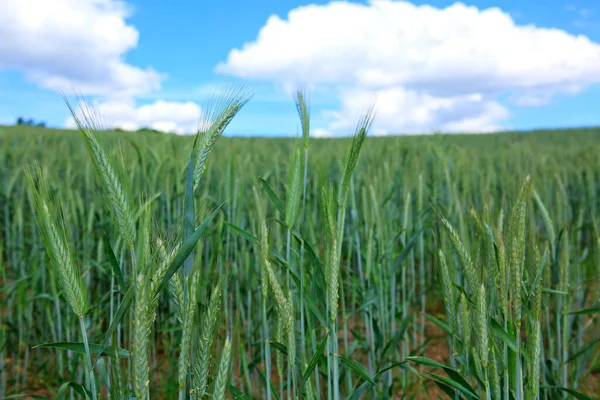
<box><xmin>16</xmin><ymin>117</ymin><xmax>46</xmax><ymax>127</ymax></box>
<box><xmin>112</xmin><ymin>127</ymin><xmax>164</xmax><ymax>134</ymax></box>
<box><xmin>136</xmin><ymin>127</ymin><xmax>163</xmax><ymax>134</ymax></box>
<box><xmin>12</xmin><ymin>117</ymin><xmax>166</xmax><ymax>133</ymax></box>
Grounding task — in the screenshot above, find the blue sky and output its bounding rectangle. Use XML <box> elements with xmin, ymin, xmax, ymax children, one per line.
<box><xmin>1</xmin><ymin>0</ymin><xmax>600</xmax><ymax>136</ymax></box>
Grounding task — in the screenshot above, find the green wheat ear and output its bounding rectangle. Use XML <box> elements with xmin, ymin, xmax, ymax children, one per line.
<box><xmin>509</xmin><ymin>175</ymin><xmax>532</xmax><ymax>325</ymax></box>
<box><xmin>193</xmin><ymin>85</ymin><xmax>252</xmax><ymax>190</ymax></box>
<box><xmin>64</xmin><ymin>96</ymin><xmax>136</xmax><ymax>250</ymax></box>
<box><xmin>109</xmin><ymin>332</ymin><xmax>124</xmax><ymax>399</ymax></box>
<box><xmin>460</xmin><ymin>292</ymin><xmax>472</xmax><ymax>363</ymax></box>
<box><xmin>191</xmin><ymin>281</ymin><xmax>222</xmax><ymax>399</ymax></box>
<box><xmin>178</xmin><ymin>257</ymin><xmax>202</xmax><ymax>393</ymax></box>
<box><xmin>213</xmin><ymin>336</ymin><xmax>232</xmax><ymax>400</ymax></box>
<box><xmin>338</xmin><ymin>106</ymin><xmax>375</xmax><ymax>208</ymax></box>
<box><xmin>439</xmin><ymin>213</ymin><xmax>478</xmax><ymax>295</ymax></box>
<box><xmin>438</xmin><ymin>250</ymin><xmax>457</xmax><ymax>335</ymax></box>
<box><xmin>477</xmin><ymin>284</ymin><xmax>488</xmax><ymax>369</ymax></box>
<box><xmin>259</xmin><ymin>219</ymin><xmax>290</xmax><ymax>319</ymax></box>
<box><xmin>25</xmin><ymin>164</ymin><xmax>99</xmax><ymax>399</ymax></box>
<box><xmin>24</xmin><ymin>164</ymin><xmax>86</xmax><ymax>319</ymax></box>
<box><xmin>285</xmin><ymin>144</ymin><xmax>303</xmax><ymax>229</ymax></box>
<box><xmin>132</xmin><ymin>272</ymin><xmax>151</xmax><ymax>400</ymax></box>
<box><xmin>489</xmin><ymin>343</ymin><xmax>501</xmax><ymax>399</ymax></box>
<box><xmin>294</xmin><ymin>86</ymin><xmax>310</xmax><ymax>148</ymax></box>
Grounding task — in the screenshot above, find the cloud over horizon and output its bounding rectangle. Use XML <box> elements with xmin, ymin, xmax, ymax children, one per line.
<box><xmin>1</xmin><ymin>0</ymin><xmax>204</xmax><ymax>134</ymax></box>
<box><xmin>64</xmin><ymin>98</ymin><xmax>204</xmax><ymax>134</ymax></box>
<box><xmin>3</xmin><ymin>0</ymin><xmax>600</xmax><ymax>135</ymax></box>
<box><xmin>218</xmin><ymin>0</ymin><xmax>600</xmax><ymax>134</ymax></box>
<box><xmin>0</xmin><ymin>0</ymin><xmax>164</xmax><ymax>96</ymax></box>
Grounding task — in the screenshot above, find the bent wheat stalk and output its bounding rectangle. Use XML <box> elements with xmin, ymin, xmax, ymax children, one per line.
<box><xmin>25</xmin><ymin>165</ymin><xmax>98</xmax><ymax>400</ymax></box>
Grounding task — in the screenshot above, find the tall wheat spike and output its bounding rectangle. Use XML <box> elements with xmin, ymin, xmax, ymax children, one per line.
<box><xmin>191</xmin><ymin>282</ymin><xmax>222</xmax><ymax>399</ymax></box>
<box><xmin>193</xmin><ymin>86</ymin><xmax>252</xmax><ymax>190</ymax></box>
<box><xmin>439</xmin><ymin>214</ymin><xmax>479</xmax><ymax>295</ymax></box>
<box><xmin>64</xmin><ymin>97</ymin><xmax>136</xmax><ymax>250</ymax></box>
<box><xmin>178</xmin><ymin>259</ymin><xmax>202</xmax><ymax>396</ymax></box>
<box><xmin>213</xmin><ymin>337</ymin><xmax>232</xmax><ymax>400</ymax></box>
<box><xmin>132</xmin><ymin>273</ymin><xmax>151</xmax><ymax>400</ymax></box>
<box><xmin>24</xmin><ymin>165</ymin><xmax>85</xmax><ymax>319</ymax></box>
<box><xmin>438</xmin><ymin>250</ymin><xmax>457</xmax><ymax>335</ymax></box>
<box><xmin>285</xmin><ymin>145</ymin><xmax>303</xmax><ymax>230</ymax></box>
<box><xmin>24</xmin><ymin>165</ymin><xmax>97</xmax><ymax>400</ymax></box>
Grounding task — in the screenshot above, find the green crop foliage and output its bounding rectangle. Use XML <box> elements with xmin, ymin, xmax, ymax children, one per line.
<box><xmin>0</xmin><ymin>92</ymin><xmax>599</xmax><ymax>400</ymax></box>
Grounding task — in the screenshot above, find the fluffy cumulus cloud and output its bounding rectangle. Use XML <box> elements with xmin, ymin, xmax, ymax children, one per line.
<box><xmin>64</xmin><ymin>98</ymin><xmax>203</xmax><ymax>134</ymax></box>
<box><xmin>0</xmin><ymin>0</ymin><xmax>162</xmax><ymax>96</ymax></box>
<box><xmin>0</xmin><ymin>0</ymin><xmax>206</xmax><ymax>133</ymax></box>
<box><xmin>218</xmin><ymin>0</ymin><xmax>600</xmax><ymax>134</ymax></box>
<box><xmin>327</xmin><ymin>87</ymin><xmax>509</xmax><ymax>134</ymax></box>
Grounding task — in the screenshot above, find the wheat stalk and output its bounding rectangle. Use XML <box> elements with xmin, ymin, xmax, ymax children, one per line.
<box><xmin>24</xmin><ymin>164</ymin><xmax>97</xmax><ymax>400</ymax></box>
<box><xmin>191</xmin><ymin>282</ymin><xmax>222</xmax><ymax>399</ymax></box>
<box><xmin>64</xmin><ymin>97</ymin><xmax>136</xmax><ymax>250</ymax></box>
<box><xmin>213</xmin><ymin>337</ymin><xmax>232</xmax><ymax>400</ymax></box>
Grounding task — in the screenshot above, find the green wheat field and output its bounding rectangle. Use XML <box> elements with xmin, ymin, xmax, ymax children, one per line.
<box><xmin>1</xmin><ymin>91</ymin><xmax>599</xmax><ymax>399</ymax></box>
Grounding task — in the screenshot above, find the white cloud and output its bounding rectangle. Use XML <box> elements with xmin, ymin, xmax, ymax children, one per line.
<box><xmin>328</xmin><ymin>87</ymin><xmax>508</xmax><ymax>135</ymax></box>
<box><xmin>218</xmin><ymin>0</ymin><xmax>600</xmax><ymax>134</ymax></box>
<box><xmin>509</xmin><ymin>92</ymin><xmax>553</xmax><ymax>107</ymax></box>
<box><xmin>64</xmin><ymin>98</ymin><xmax>203</xmax><ymax>134</ymax></box>
<box><xmin>311</xmin><ymin>127</ymin><xmax>334</xmax><ymax>137</ymax></box>
<box><xmin>0</xmin><ymin>0</ymin><xmax>207</xmax><ymax>134</ymax></box>
<box><xmin>0</xmin><ymin>0</ymin><xmax>162</xmax><ymax>96</ymax></box>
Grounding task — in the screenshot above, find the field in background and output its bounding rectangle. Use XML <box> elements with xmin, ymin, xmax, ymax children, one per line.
<box><xmin>1</xmin><ymin>124</ymin><xmax>599</xmax><ymax>399</ymax></box>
